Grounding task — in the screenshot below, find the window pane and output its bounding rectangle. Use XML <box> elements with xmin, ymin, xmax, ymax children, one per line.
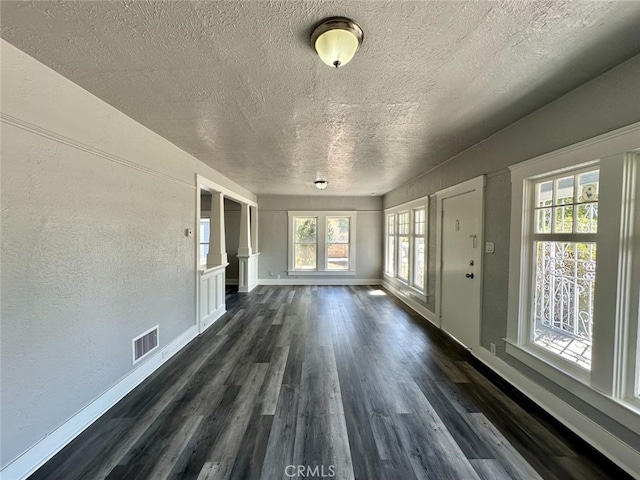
<box><xmin>200</xmin><ymin>219</ymin><xmax>210</xmax><ymax>243</ymax></box>
<box><xmin>295</xmin><ymin>217</ymin><xmax>317</xmax><ymax>243</ymax></box>
<box><xmin>295</xmin><ymin>243</ymin><xmax>316</xmax><ymax>269</ymax></box>
<box><xmin>414</xmin><ymin>208</ymin><xmax>425</xmax><ymax>235</ymax></box>
<box><xmin>328</xmin><ymin>244</ymin><xmax>349</xmax><ymax>270</ymax></box>
<box><xmin>554</xmin><ymin>176</ymin><xmax>574</xmax><ymax>205</ymax></box>
<box><xmin>200</xmin><ymin>244</ymin><xmax>208</xmax><ymax>266</ymax></box>
<box><xmin>532</xmin><ymin>241</ymin><xmax>596</xmax><ymax>370</ymax></box>
<box><xmin>536</xmin><ymin>181</ymin><xmax>553</xmax><ymax>207</ymax></box>
<box><xmin>387</xmin><ymin>214</ymin><xmax>395</xmax><ymax>235</ymax></box>
<box><xmin>576</xmin><ymin>204</ymin><xmax>598</xmax><ymax>233</ymax></box>
<box><xmin>387</xmin><ymin>237</ymin><xmax>395</xmax><ymax>274</ymax></box>
<box><xmin>413</xmin><ymin>237</ymin><xmax>425</xmax><ymax>289</ymax></box>
<box><xmin>577</xmin><ymin>170</ymin><xmax>599</xmax><ymax>203</ymax></box>
<box><xmin>536</xmin><ymin>208</ymin><xmax>552</xmax><ymax>233</ymax></box>
<box><xmin>327</xmin><ymin>217</ymin><xmax>349</xmax><ymax>243</ymax></box>
<box><xmin>554</xmin><ymin>205</ymin><xmax>574</xmax><ymax>233</ymax></box>
<box><xmin>398</xmin><ymin>212</ymin><xmax>410</xmax><ymax>235</ymax></box>
<box><xmin>399</xmin><ymin>236</ymin><xmax>409</xmax><ymax>280</ymax></box>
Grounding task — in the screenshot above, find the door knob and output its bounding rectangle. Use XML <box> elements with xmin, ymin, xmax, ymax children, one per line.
<box><xmin>465</xmin><ymin>273</ymin><xmax>474</xmax><ymax>279</ymax></box>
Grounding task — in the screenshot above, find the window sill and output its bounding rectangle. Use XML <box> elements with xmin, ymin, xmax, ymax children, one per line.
<box><xmin>382</xmin><ymin>275</ymin><xmax>427</xmax><ymax>300</ymax></box>
<box><xmin>288</xmin><ymin>270</ymin><xmax>356</xmax><ymax>276</ymax></box>
<box><xmin>505</xmin><ymin>339</ymin><xmax>590</xmax><ymax>385</ymax></box>
<box><xmin>504</xmin><ymin>339</ymin><xmax>640</xmax><ymax>427</ymax></box>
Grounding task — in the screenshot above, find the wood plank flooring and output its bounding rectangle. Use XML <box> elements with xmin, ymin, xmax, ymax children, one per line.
<box><xmin>29</xmin><ymin>286</ymin><xmax>630</xmax><ymax>480</ymax></box>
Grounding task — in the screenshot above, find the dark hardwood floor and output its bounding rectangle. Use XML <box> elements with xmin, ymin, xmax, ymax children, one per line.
<box><xmin>30</xmin><ymin>285</ymin><xmax>629</xmax><ymax>480</ymax></box>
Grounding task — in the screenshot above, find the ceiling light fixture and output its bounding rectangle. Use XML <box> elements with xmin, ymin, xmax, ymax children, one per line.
<box><xmin>314</xmin><ymin>180</ymin><xmax>328</xmax><ymax>190</ymax></box>
<box><xmin>311</xmin><ymin>17</ymin><xmax>364</xmax><ymax>68</ymax></box>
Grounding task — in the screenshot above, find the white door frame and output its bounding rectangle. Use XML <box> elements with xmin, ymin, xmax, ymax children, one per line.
<box><xmin>435</xmin><ymin>175</ymin><xmax>485</xmax><ymax>351</ymax></box>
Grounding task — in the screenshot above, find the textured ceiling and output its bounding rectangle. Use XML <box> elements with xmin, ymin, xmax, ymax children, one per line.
<box><xmin>2</xmin><ymin>1</ymin><xmax>640</xmax><ymax>196</ymax></box>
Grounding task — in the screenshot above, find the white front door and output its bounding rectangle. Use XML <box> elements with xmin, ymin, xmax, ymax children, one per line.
<box><xmin>438</xmin><ymin>177</ymin><xmax>484</xmax><ymax>350</ymax></box>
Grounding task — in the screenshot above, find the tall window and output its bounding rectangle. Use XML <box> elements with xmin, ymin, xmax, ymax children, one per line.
<box><xmin>384</xmin><ymin>198</ymin><xmax>428</xmax><ymax>294</ymax></box>
<box><xmin>288</xmin><ymin>211</ymin><xmax>356</xmax><ymax>274</ymax></box>
<box><xmin>386</xmin><ymin>214</ymin><xmax>395</xmax><ymax>275</ymax></box>
<box><xmin>397</xmin><ymin>212</ymin><xmax>410</xmax><ymax>281</ymax></box>
<box><xmin>200</xmin><ymin>218</ymin><xmax>210</xmax><ymax>267</ymax></box>
<box><xmin>507</xmin><ymin>125</ymin><xmax>640</xmax><ymax>427</ymax></box>
<box><xmin>413</xmin><ymin>208</ymin><xmax>426</xmax><ymax>289</ymax></box>
<box><xmin>531</xmin><ymin>168</ymin><xmax>598</xmax><ymax>370</ymax></box>
<box><xmin>294</xmin><ymin>217</ymin><xmax>317</xmax><ymax>270</ymax></box>
<box><xmin>327</xmin><ymin>217</ymin><xmax>350</xmax><ymax>270</ymax></box>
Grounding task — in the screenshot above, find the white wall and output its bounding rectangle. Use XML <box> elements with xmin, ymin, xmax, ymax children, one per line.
<box><xmin>0</xmin><ymin>40</ymin><xmax>256</xmax><ymax>473</ymax></box>
<box><xmin>257</xmin><ymin>195</ymin><xmax>383</xmax><ymax>282</ymax></box>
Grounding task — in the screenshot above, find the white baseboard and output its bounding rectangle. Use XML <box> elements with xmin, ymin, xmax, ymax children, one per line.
<box><xmin>200</xmin><ymin>305</ymin><xmax>226</xmax><ymax>333</ymax></box>
<box><xmin>1</xmin><ymin>325</ymin><xmax>199</xmax><ymax>480</ymax></box>
<box><xmin>382</xmin><ymin>280</ymin><xmax>438</xmax><ymax>326</ymax></box>
<box><xmin>474</xmin><ymin>348</ymin><xmax>640</xmax><ymax>479</ymax></box>
<box><xmin>238</xmin><ymin>283</ymin><xmax>258</xmax><ymax>292</ymax></box>
<box><xmin>258</xmin><ymin>278</ymin><xmax>382</xmax><ymax>286</ymax></box>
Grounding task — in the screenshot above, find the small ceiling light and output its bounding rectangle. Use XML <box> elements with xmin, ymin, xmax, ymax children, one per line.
<box><xmin>311</xmin><ymin>17</ymin><xmax>364</xmax><ymax>68</ymax></box>
<box><xmin>314</xmin><ymin>180</ymin><xmax>328</xmax><ymax>190</ymax></box>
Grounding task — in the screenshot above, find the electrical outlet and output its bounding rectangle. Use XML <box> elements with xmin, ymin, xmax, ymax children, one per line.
<box><xmin>490</xmin><ymin>343</ymin><xmax>496</xmax><ymax>356</ymax></box>
<box><xmin>277</xmin><ymin>274</ymin><xmax>281</xmax><ymax>279</ymax></box>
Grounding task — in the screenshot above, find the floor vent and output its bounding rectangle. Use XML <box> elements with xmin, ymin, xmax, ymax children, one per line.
<box><xmin>132</xmin><ymin>326</ymin><xmax>159</xmax><ymax>363</ymax></box>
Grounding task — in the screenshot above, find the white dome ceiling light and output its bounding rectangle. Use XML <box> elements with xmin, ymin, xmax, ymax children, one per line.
<box><xmin>311</xmin><ymin>17</ymin><xmax>364</xmax><ymax>68</ymax></box>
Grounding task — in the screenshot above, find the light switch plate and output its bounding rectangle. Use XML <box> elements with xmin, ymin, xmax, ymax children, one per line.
<box><xmin>485</xmin><ymin>242</ymin><xmax>495</xmax><ymax>254</ymax></box>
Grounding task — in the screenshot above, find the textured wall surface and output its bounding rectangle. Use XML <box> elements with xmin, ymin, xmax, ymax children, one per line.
<box><xmin>382</xmin><ymin>54</ymin><xmax>640</xmax><ymax>454</ymax></box>
<box><xmin>257</xmin><ymin>195</ymin><xmax>383</xmax><ymax>280</ymax></box>
<box><xmin>0</xmin><ymin>41</ymin><xmax>254</xmax><ymax>468</ymax></box>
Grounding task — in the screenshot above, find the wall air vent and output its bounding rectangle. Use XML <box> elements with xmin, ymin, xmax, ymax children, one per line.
<box><xmin>132</xmin><ymin>325</ymin><xmax>159</xmax><ymax>363</ymax></box>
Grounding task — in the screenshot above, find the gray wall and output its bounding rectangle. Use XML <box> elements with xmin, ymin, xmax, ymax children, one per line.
<box><xmin>257</xmin><ymin>195</ymin><xmax>383</xmax><ymax>280</ymax></box>
<box><xmin>383</xmin><ymin>54</ymin><xmax>640</xmax><ymax>451</ymax></box>
<box><xmin>1</xmin><ymin>41</ymin><xmax>256</xmax><ymax>468</ymax></box>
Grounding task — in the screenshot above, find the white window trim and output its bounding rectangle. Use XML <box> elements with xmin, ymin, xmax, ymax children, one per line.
<box><xmin>287</xmin><ymin>211</ymin><xmax>357</xmax><ymax>275</ymax></box>
<box><xmin>506</xmin><ymin>122</ymin><xmax>640</xmax><ymax>426</ymax></box>
<box><xmin>384</xmin><ymin>197</ymin><xmax>429</xmax><ymax>297</ymax></box>
<box><xmin>385</xmin><ymin>213</ymin><xmax>395</xmax><ymax>275</ymax></box>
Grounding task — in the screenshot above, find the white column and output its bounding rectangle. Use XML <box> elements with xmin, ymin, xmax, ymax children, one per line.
<box><xmin>250</xmin><ymin>206</ymin><xmax>258</xmax><ymax>254</ymax></box>
<box><xmin>237</xmin><ymin>203</ymin><xmax>252</xmax><ymax>257</ymax></box>
<box><xmin>206</xmin><ymin>192</ymin><xmax>227</xmax><ymax>267</ymax></box>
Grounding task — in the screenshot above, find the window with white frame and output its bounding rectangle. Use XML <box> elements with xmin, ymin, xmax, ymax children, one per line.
<box><xmin>200</xmin><ymin>218</ymin><xmax>210</xmax><ymax>267</ymax></box>
<box><xmin>327</xmin><ymin>217</ymin><xmax>350</xmax><ymax>270</ymax></box>
<box><xmin>384</xmin><ymin>198</ymin><xmax>428</xmax><ymax>294</ymax></box>
<box><xmin>398</xmin><ymin>212</ymin><xmax>410</xmax><ymax>281</ymax></box>
<box><xmin>530</xmin><ymin>167</ymin><xmax>599</xmax><ymax>370</ymax></box>
<box><xmin>506</xmin><ymin>125</ymin><xmax>640</xmax><ymax>423</ymax></box>
<box><xmin>413</xmin><ymin>208</ymin><xmax>426</xmax><ymax>290</ymax></box>
<box><xmin>288</xmin><ymin>211</ymin><xmax>356</xmax><ymax>275</ymax></box>
<box><xmin>386</xmin><ymin>214</ymin><xmax>395</xmax><ymax>275</ymax></box>
<box><xmin>294</xmin><ymin>216</ymin><xmax>317</xmax><ymax>270</ymax></box>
